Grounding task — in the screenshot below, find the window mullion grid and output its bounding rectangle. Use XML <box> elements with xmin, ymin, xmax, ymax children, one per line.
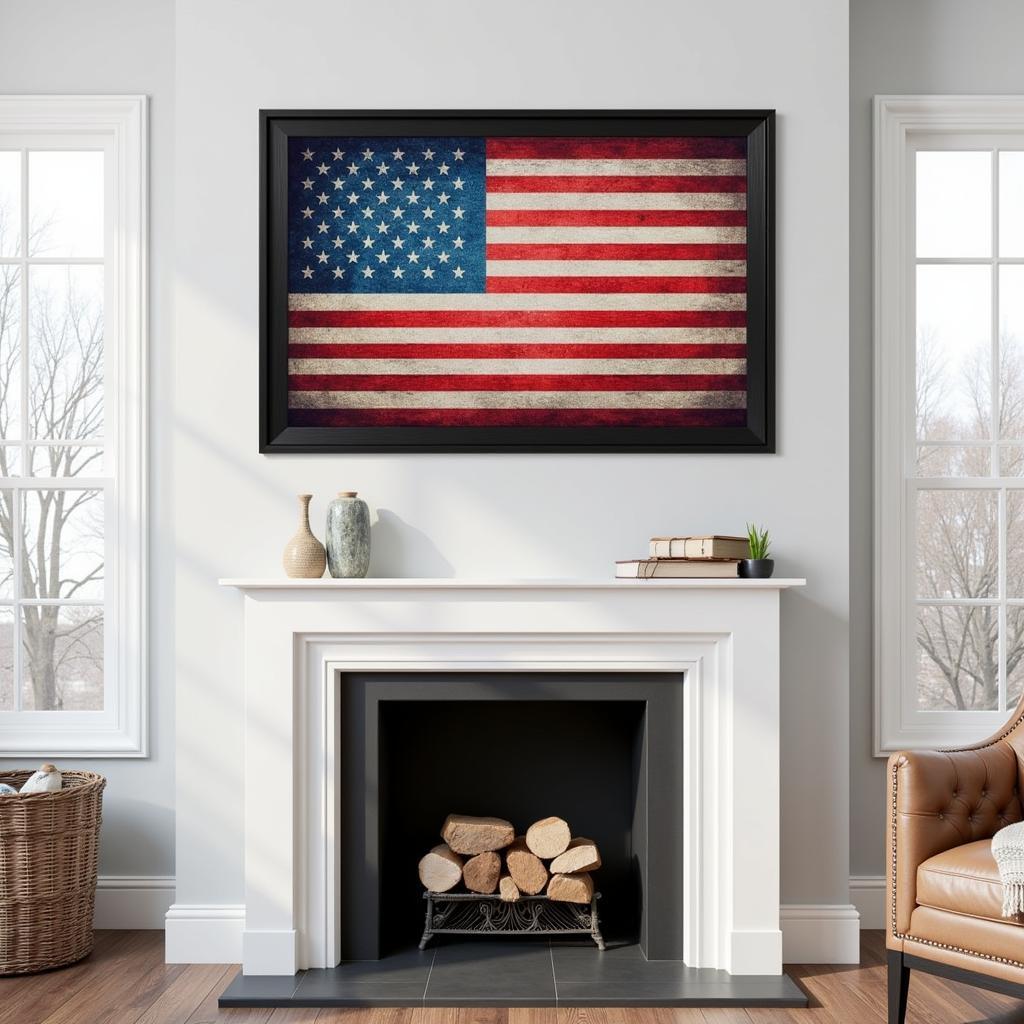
<box><xmin>992</xmin><ymin>148</ymin><xmax>1006</xmax><ymax>711</ymax></box>
<box><xmin>13</xmin><ymin>148</ymin><xmax>29</xmax><ymax>712</ymax></box>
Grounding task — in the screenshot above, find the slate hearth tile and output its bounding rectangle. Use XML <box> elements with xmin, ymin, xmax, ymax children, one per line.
<box><xmin>425</xmin><ymin>940</ymin><xmax>556</xmax><ymax>1006</ymax></box>
<box><xmin>551</xmin><ymin>942</ymin><xmax>722</xmax><ymax>984</ymax></box>
<box><xmin>291</xmin><ymin>948</ymin><xmax>434</xmax><ymax>1005</ymax></box>
<box><xmin>555</xmin><ymin>972</ymin><xmax>808</xmax><ymax>1008</ymax></box>
<box><xmin>217</xmin><ymin>972</ymin><xmax>302</xmax><ymax>1007</ymax></box>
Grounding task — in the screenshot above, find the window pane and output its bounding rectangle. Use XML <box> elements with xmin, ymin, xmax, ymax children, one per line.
<box><xmin>0</xmin><ymin>265</ymin><xmax>19</xmax><ymax>441</ymax></box>
<box><xmin>1008</xmin><ymin>491</ymin><xmax>1024</xmax><ymax>599</ymax></box>
<box><xmin>916</xmin><ymin>151</ymin><xmax>992</xmax><ymax>257</ymax></box>
<box><xmin>916</xmin><ymin>489</ymin><xmax>997</xmax><ymax>598</ymax></box>
<box><xmin>0</xmin><ymin>490</ymin><xmax>12</xmax><ymax>600</ymax></box>
<box><xmin>28</xmin><ymin>151</ymin><xmax>103</xmax><ymax>258</ymax></box>
<box><xmin>0</xmin><ymin>152</ymin><xmax>19</xmax><ymax>257</ymax></box>
<box><xmin>21</xmin><ymin>605</ymin><xmax>102</xmax><ymax>711</ymax></box>
<box><xmin>0</xmin><ymin>607</ymin><xmax>12</xmax><ymax>711</ymax></box>
<box><xmin>916</xmin><ymin>445</ymin><xmax>992</xmax><ymax>477</ymax></box>
<box><xmin>1001</xmin><ymin>447</ymin><xmax>1024</xmax><ymax>476</ymax></box>
<box><xmin>28</xmin><ymin>444</ymin><xmax>104</xmax><ymax>478</ymax></box>
<box><xmin>1009</xmin><ymin>606</ymin><xmax>1024</xmax><ymax>707</ymax></box>
<box><xmin>28</xmin><ymin>265</ymin><xmax>103</xmax><ymax>440</ymax></box>
<box><xmin>917</xmin><ymin>265</ymin><xmax>992</xmax><ymax>440</ymax></box>
<box><xmin>21</xmin><ymin>489</ymin><xmax>103</xmax><ymax>601</ymax></box>
<box><xmin>1000</xmin><ymin>152</ymin><xmax>1024</xmax><ymax>258</ymax></box>
<box><xmin>1000</xmin><ymin>265</ymin><xmax>1024</xmax><ymax>439</ymax></box>
<box><xmin>917</xmin><ymin>604</ymin><xmax>999</xmax><ymax>710</ymax></box>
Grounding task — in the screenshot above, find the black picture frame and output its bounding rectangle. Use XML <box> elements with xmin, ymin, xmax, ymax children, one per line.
<box><xmin>260</xmin><ymin>109</ymin><xmax>775</xmax><ymax>454</ymax></box>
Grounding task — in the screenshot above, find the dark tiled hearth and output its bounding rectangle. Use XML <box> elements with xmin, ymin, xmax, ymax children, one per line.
<box><xmin>218</xmin><ymin>940</ymin><xmax>808</xmax><ymax>1008</ymax></box>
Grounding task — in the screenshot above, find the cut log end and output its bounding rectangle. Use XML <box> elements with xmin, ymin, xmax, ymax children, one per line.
<box><xmin>525</xmin><ymin>816</ymin><xmax>571</xmax><ymax>859</ymax></box>
<box><xmin>499</xmin><ymin>874</ymin><xmax>521</xmax><ymax>902</ymax></box>
<box><xmin>547</xmin><ymin>871</ymin><xmax>594</xmax><ymax>905</ymax></box>
<box><xmin>418</xmin><ymin>844</ymin><xmax>464</xmax><ymax>893</ymax></box>
<box><xmin>462</xmin><ymin>851</ymin><xmax>502</xmax><ymax>894</ymax></box>
<box><xmin>505</xmin><ymin>836</ymin><xmax>550</xmax><ymax>895</ymax></box>
<box><xmin>441</xmin><ymin>814</ymin><xmax>516</xmax><ymax>855</ymax></box>
<box><xmin>550</xmin><ymin>837</ymin><xmax>602</xmax><ymax>874</ymax></box>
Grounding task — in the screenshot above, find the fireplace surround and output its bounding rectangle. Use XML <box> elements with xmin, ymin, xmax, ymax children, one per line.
<box><xmin>200</xmin><ymin>577</ymin><xmax>803</xmax><ymax>999</ymax></box>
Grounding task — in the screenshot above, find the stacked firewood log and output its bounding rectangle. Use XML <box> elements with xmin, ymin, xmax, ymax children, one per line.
<box><xmin>417</xmin><ymin>814</ymin><xmax>601</xmax><ymax>904</ymax></box>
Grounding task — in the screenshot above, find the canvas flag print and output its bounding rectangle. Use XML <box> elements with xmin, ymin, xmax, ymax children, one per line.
<box><xmin>261</xmin><ymin>113</ymin><xmax>773</xmax><ymax>452</ymax></box>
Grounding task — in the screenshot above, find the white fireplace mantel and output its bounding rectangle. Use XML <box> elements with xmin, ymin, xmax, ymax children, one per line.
<box><xmin>210</xmin><ymin>577</ymin><xmax>803</xmax><ymax>977</ymax></box>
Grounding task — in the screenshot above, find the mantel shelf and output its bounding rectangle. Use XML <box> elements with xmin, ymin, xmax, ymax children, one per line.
<box><xmin>219</xmin><ymin>577</ymin><xmax>806</xmax><ymax>591</ymax></box>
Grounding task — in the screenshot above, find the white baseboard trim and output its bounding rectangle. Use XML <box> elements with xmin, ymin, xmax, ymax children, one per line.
<box><xmin>94</xmin><ymin>875</ymin><xmax>175</xmax><ymax>930</ymax></box>
<box><xmin>850</xmin><ymin>875</ymin><xmax>886</xmax><ymax>930</ymax></box>
<box><xmin>780</xmin><ymin>904</ymin><xmax>861</xmax><ymax>964</ymax></box>
<box><xmin>165</xmin><ymin>903</ymin><xmax>245</xmax><ymax>964</ymax></box>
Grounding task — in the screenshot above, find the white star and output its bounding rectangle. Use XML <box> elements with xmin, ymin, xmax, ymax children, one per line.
<box><xmin>332</xmin><ymin>236</ymin><xmax>344</xmax><ymax>249</ymax></box>
<box><xmin>438</xmin><ymin>251</ymin><xmax>450</xmax><ymax>263</ymax></box>
<box><xmin>332</xmin><ymin>177</ymin><xmax>345</xmax><ymax>190</ymax></box>
<box><xmin>347</xmin><ymin>192</ymin><xmax>359</xmax><ymax>205</ymax></box>
<box><xmin>423</xmin><ymin>236</ymin><xmax>435</xmax><ymax>250</ymax></box>
<box><xmin>438</xmin><ymin>162</ymin><xmax>450</xmax><ymax>176</ymax></box>
<box><xmin>423</xmin><ymin>177</ymin><xmax>435</xmax><ymax>191</ymax></box>
<box><xmin>452</xmin><ymin>147</ymin><xmax>465</xmax><ymax>161</ymax></box>
<box><xmin>301</xmin><ymin>265</ymin><xmax>314</xmax><ymax>278</ymax></box>
<box><xmin>361</xmin><ymin>147</ymin><xmax>374</xmax><ymax>161</ymax></box>
<box><xmin>452</xmin><ymin>265</ymin><xmax>465</xmax><ymax>279</ymax></box>
<box><xmin>453</xmin><ymin>176</ymin><xmax>465</xmax><ymax>190</ymax></box>
<box><xmin>362</xmin><ymin>177</ymin><xmax>374</xmax><ymax>190</ymax></box>
<box><xmin>362</xmin><ymin>206</ymin><xmax>374</xmax><ymax>219</ymax></box>
<box><xmin>407</xmin><ymin>221</ymin><xmax>420</xmax><ymax>234</ymax></box>
<box><xmin>301</xmin><ymin>206</ymin><xmax>314</xmax><ymax>219</ymax></box>
<box><xmin>438</xmin><ymin>192</ymin><xmax>450</xmax><ymax>205</ymax></box>
<box><xmin>423</xmin><ymin>206</ymin><xmax>435</xmax><ymax>220</ymax></box>
<box><xmin>317</xmin><ymin>192</ymin><xmax>329</xmax><ymax>205</ymax></box>
<box><xmin>347</xmin><ymin>221</ymin><xmax>359</xmax><ymax>234</ymax></box>
<box><xmin>301</xmin><ymin>177</ymin><xmax>314</xmax><ymax>190</ymax></box>
<box><xmin>407</xmin><ymin>190</ymin><xmax>420</xmax><ymax>205</ymax></box>
<box><xmin>377</xmin><ymin>191</ymin><xmax>389</xmax><ymax>204</ymax></box>
<box><xmin>362</xmin><ymin>265</ymin><xmax>374</xmax><ymax>279</ymax></box>
<box><xmin>438</xmin><ymin>221</ymin><xmax>450</xmax><ymax>234</ymax></box>
<box><xmin>317</xmin><ymin>162</ymin><xmax>330</xmax><ymax>175</ymax></box>
<box><xmin>301</xmin><ymin>147</ymin><xmax>314</xmax><ymax>161</ymax></box>
<box><xmin>422</xmin><ymin>266</ymin><xmax>435</xmax><ymax>279</ymax></box>
<box><xmin>346</xmin><ymin>251</ymin><xmax>359</xmax><ymax>263</ymax></box>
<box><xmin>362</xmin><ymin>235</ymin><xmax>375</xmax><ymax>248</ymax></box>
<box><xmin>317</xmin><ymin>221</ymin><xmax>330</xmax><ymax>234</ymax></box>
<box><xmin>347</xmin><ymin>162</ymin><xmax>360</xmax><ymax>176</ymax></box>
<box><xmin>377</xmin><ymin>220</ymin><xmax>389</xmax><ymax>234</ymax></box>
<box><xmin>332</xmin><ymin>266</ymin><xmax>345</xmax><ymax>279</ymax></box>
<box><xmin>422</xmin><ymin>147</ymin><xmax>435</xmax><ymax>161</ymax></box>
<box><xmin>301</xmin><ymin>236</ymin><xmax>314</xmax><ymax>249</ymax></box>
<box><xmin>392</xmin><ymin>206</ymin><xmax>405</xmax><ymax>218</ymax></box>
<box><xmin>376</xmin><ymin>250</ymin><xmax>389</xmax><ymax>264</ymax></box>
<box><xmin>453</xmin><ymin>236</ymin><xmax>465</xmax><ymax>249</ymax></box>
<box><xmin>391</xmin><ymin>177</ymin><xmax>405</xmax><ymax>190</ymax></box>
<box><xmin>392</xmin><ymin>266</ymin><xmax>404</xmax><ymax>279</ymax></box>
<box><xmin>407</xmin><ymin>251</ymin><xmax>420</xmax><ymax>264</ymax></box>
<box><xmin>392</xmin><ymin>236</ymin><xmax>405</xmax><ymax>249</ymax></box>
<box><xmin>392</xmin><ymin>147</ymin><xmax>405</xmax><ymax>160</ymax></box>
<box><xmin>332</xmin><ymin>147</ymin><xmax>345</xmax><ymax>161</ymax></box>
<box><xmin>332</xmin><ymin>206</ymin><xmax>344</xmax><ymax>218</ymax></box>
<box><xmin>317</xmin><ymin>250</ymin><xmax>329</xmax><ymax>264</ymax></box>
<box><xmin>376</xmin><ymin>161</ymin><xmax>390</xmax><ymax>176</ymax></box>
<box><xmin>453</xmin><ymin>206</ymin><xmax>465</xmax><ymax>219</ymax></box>
<box><xmin>406</xmin><ymin>161</ymin><xmax>420</xmax><ymax>175</ymax></box>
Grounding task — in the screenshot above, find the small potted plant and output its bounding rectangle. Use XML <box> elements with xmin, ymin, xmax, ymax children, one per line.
<box><xmin>739</xmin><ymin>523</ymin><xmax>774</xmax><ymax>579</ymax></box>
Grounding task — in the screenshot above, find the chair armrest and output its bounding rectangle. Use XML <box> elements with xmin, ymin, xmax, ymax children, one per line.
<box><xmin>887</xmin><ymin>744</ymin><xmax>1021</xmax><ymax>939</ymax></box>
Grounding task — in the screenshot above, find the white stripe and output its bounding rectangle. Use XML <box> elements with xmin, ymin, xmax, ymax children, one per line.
<box><xmin>485</xmin><ymin>159</ymin><xmax>747</xmax><ymax>176</ymax></box>
<box><xmin>289</xmin><ymin>358</ymin><xmax>747</xmax><ymax>375</ymax></box>
<box><xmin>487</xmin><ymin>192</ymin><xmax>746</xmax><ymax>211</ymax></box>
<box><xmin>288</xmin><ymin>292</ymin><xmax>747</xmax><ymax>311</ymax></box>
<box><xmin>290</xmin><ymin>390</ymin><xmax>746</xmax><ymax>410</ymax></box>
<box><xmin>485</xmin><ymin>227</ymin><xmax>746</xmax><ymax>244</ymax></box>
<box><xmin>288</xmin><ymin>326</ymin><xmax>747</xmax><ymax>344</ymax></box>
<box><xmin>485</xmin><ymin>260</ymin><xmax>746</xmax><ymax>278</ymax></box>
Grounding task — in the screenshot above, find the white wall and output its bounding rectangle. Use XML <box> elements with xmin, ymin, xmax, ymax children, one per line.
<box><xmin>850</xmin><ymin>0</ymin><xmax>1024</xmax><ymax>880</ymax></box>
<box><xmin>0</xmin><ymin>0</ymin><xmax>176</xmax><ymax>879</ymax></box>
<box><xmin>174</xmin><ymin>0</ymin><xmax>850</xmax><ymax>915</ymax></box>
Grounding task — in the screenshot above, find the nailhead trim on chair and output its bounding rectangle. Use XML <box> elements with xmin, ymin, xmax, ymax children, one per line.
<box><xmin>890</xmin><ymin>758</ymin><xmax>1024</xmax><ymax>971</ymax></box>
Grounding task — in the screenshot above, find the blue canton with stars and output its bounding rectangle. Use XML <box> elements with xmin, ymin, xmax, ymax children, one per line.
<box><xmin>288</xmin><ymin>137</ymin><xmax>486</xmax><ymax>293</ymax></box>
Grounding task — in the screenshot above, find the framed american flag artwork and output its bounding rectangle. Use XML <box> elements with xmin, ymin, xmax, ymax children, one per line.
<box><xmin>260</xmin><ymin>110</ymin><xmax>774</xmax><ymax>453</ymax></box>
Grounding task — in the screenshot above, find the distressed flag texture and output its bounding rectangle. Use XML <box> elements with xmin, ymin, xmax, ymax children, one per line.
<box><xmin>287</xmin><ymin>135</ymin><xmax>748</xmax><ymax>428</ymax></box>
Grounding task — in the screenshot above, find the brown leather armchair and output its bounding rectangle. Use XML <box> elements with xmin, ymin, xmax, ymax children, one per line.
<box><xmin>887</xmin><ymin>696</ymin><xmax>1024</xmax><ymax>1023</ymax></box>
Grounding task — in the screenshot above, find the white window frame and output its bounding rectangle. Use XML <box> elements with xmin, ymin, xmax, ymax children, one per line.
<box><xmin>0</xmin><ymin>96</ymin><xmax>147</xmax><ymax>756</ymax></box>
<box><xmin>875</xmin><ymin>95</ymin><xmax>1024</xmax><ymax>754</ymax></box>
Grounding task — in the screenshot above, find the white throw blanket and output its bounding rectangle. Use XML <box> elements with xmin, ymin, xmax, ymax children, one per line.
<box><xmin>993</xmin><ymin>822</ymin><xmax>1024</xmax><ymax>917</ymax></box>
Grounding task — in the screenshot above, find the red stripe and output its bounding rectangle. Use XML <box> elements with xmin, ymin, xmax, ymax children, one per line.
<box><xmin>288</xmin><ymin>343</ymin><xmax>747</xmax><ymax>360</ymax></box>
<box><xmin>486</xmin><ymin>209</ymin><xmax>747</xmax><ymax>227</ymax></box>
<box><xmin>289</xmin><ymin>374</ymin><xmax>746</xmax><ymax>392</ymax></box>
<box><xmin>289</xmin><ymin>310</ymin><xmax>746</xmax><ymax>328</ymax></box>
<box><xmin>486</xmin><ymin>277</ymin><xmax>747</xmax><ymax>294</ymax></box>
<box><xmin>290</xmin><ymin>407</ymin><xmax>748</xmax><ymax>428</ymax></box>
<box><xmin>486</xmin><ymin>137</ymin><xmax>746</xmax><ymax>159</ymax></box>
<box><xmin>487</xmin><ymin>175</ymin><xmax>746</xmax><ymax>193</ymax></box>
<box><xmin>485</xmin><ymin>243</ymin><xmax>746</xmax><ymax>261</ymax></box>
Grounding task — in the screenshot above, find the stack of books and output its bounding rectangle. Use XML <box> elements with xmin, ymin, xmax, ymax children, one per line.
<box><xmin>616</xmin><ymin>535</ymin><xmax>750</xmax><ymax>579</ymax></box>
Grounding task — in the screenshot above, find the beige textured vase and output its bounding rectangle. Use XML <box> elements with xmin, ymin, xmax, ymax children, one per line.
<box><xmin>282</xmin><ymin>494</ymin><xmax>326</xmax><ymax>579</ymax></box>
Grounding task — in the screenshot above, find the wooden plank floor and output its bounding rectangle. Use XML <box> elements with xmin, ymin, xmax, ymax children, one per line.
<box><xmin>0</xmin><ymin>931</ymin><xmax>1022</xmax><ymax>1024</ymax></box>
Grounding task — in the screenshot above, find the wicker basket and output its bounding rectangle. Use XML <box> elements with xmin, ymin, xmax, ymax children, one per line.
<box><xmin>0</xmin><ymin>770</ymin><xmax>105</xmax><ymax>975</ymax></box>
